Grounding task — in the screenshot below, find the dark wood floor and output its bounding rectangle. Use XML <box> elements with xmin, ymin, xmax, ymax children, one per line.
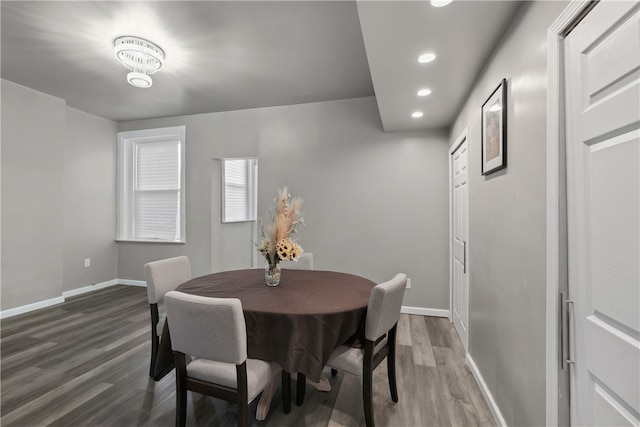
<box><xmin>1</xmin><ymin>285</ymin><xmax>495</xmax><ymax>426</ymax></box>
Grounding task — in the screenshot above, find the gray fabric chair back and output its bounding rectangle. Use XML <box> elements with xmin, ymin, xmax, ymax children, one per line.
<box><xmin>279</xmin><ymin>252</ymin><xmax>313</xmax><ymax>270</ymax></box>
<box><xmin>144</xmin><ymin>256</ymin><xmax>192</xmax><ymax>304</ymax></box>
<box><xmin>165</xmin><ymin>291</ymin><xmax>247</xmax><ymax>365</ymax></box>
<box><xmin>365</xmin><ymin>273</ymin><xmax>407</xmax><ymax>341</ymax></box>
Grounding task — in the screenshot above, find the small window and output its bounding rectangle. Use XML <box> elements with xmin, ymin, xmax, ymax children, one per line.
<box><xmin>117</xmin><ymin>126</ymin><xmax>186</xmax><ymax>242</ymax></box>
<box><xmin>222</xmin><ymin>158</ymin><xmax>257</xmax><ymax>223</ymax></box>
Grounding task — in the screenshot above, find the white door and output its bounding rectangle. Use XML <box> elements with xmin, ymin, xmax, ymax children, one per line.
<box><xmin>564</xmin><ymin>1</ymin><xmax>640</xmax><ymax>425</ymax></box>
<box><xmin>451</xmin><ymin>136</ymin><xmax>469</xmax><ymax>350</ymax></box>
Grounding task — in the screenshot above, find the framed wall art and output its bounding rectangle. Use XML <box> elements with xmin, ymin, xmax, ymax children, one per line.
<box><xmin>481</xmin><ymin>78</ymin><xmax>507</xmax><ymax>175</ymax></box>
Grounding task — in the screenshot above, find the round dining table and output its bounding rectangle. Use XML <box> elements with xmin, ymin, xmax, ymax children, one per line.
<box><xmin>172</xmin><ymin>268</ymin><xmax>374</xmax><ymax>380</ymax></box>
<box><xmin>153</xmin><ymin>268</ymin><xmax>376</xmax><ymax>417</ymax></box>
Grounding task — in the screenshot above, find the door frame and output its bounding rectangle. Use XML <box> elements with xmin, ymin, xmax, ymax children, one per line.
<box><xmin>546</xmin><ymin>1</ymin><xmax>596</xmax><ymax>425</ymax></box>
<box><xmin>449</xmin><ymin>128</ymin><xmax>469</xmax><ymax>351</ymax></box>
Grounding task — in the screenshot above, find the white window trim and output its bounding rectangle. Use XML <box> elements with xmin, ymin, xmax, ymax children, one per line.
<box><xmin>221</xmin><ymin>157</ymin><xmax>258</xmax><ymax>223</ymax></box>
<box><xmin>116</xmin><ymin>126</ymin><xmax>186</xmax><ymax>243</ymax></box>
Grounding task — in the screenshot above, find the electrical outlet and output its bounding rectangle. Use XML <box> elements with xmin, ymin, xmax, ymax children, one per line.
<box><xmin>84</xmin><ymin>258</ymin><xmax>91</xmax><ymax>268</ymax></box>
<box><xmin>406</xmin><ymin>278</ymin><xmax>411</xmax><ymax>289</ymax></box>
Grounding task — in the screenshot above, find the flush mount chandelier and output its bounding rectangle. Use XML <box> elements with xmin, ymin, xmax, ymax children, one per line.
<box><xmin>114</xmin><ymin>36</ymin><xmax>165</xmax><ymax>88</ymax></box>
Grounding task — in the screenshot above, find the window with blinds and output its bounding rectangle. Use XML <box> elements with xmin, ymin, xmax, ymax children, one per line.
<box><xmin>222</xmin><ymin>158</ymin><xmax>257</xmax><ymax>223</ymax></box>
<box><xmin>117</xmin><ymin>126</ymin><xmax>186</xmax><ymax>242</ymax></box>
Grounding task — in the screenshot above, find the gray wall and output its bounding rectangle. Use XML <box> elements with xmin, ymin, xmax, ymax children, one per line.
<box><xmin>256</xmin><ymin>98</ymin><xmax>450</xmax><ymax>305</ymax></box>
<box><xmin>117</xmin><ymin>108</ymin><xmax>261</xmax><ymax>281</ymax></box>
<box><xmin>1</xmin><ymin>80</ymin><xmax>65</xmax><ymax>309</ymax></box>
<box><xmin>63</xmin><ymin>108</ymin><xmax>118</xmax><ymax>291</ymax></box>
<box><xmin>119</xmin><ymin>97</ymin><xmax>451</xmax><ymax>310</ymax></box>
<box><xmin>448</xmin><ymin>1</ymin><xmax>569</xmax><ymax>426</ymax></box>
<box><xmin>1</xmin><ymin>80</ymin><xmax>118</xmax><ymax>310</ymax></box>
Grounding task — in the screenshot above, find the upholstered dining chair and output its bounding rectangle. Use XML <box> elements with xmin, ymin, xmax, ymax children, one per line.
<box><xmin>279</xmin><ymin>252</ymin><xmax>313</xmax><ymax>270</ymax></box>
<box><xmin>165</xmin><ymin>291</ymin><xmax>283</xmax><ymax>427</ymax></box>
<box><xmin>326</xmin><ymin>273</ymin><xmax>407</xmax><ymax>427</ymax></box>
<box><xmin>144</xmin><ymin>256</ymin><xmax>192</xmax><ymax>378</ymax></box>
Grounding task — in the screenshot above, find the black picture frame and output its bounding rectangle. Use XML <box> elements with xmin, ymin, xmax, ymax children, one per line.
<box><xmin>481</xmin><ymin>79</ymin><xmax>507</xmax><ymax>175</ymax></box>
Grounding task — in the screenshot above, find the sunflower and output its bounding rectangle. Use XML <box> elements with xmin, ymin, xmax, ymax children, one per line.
<box><xmin>290</xmin><ymin>242</ymin><xmax>303</xmax><ymax>260</ymax></box>
<box><xmin>276</xmin><ymin>238</ymin><xmax>294</xmax><ymax>261</ymax></box>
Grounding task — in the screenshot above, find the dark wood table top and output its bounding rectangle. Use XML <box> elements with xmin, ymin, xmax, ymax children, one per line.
<box><xmin>155</xmin><ymin>268</ymin><xmax>375</xmax><ymax>382</ymax></box>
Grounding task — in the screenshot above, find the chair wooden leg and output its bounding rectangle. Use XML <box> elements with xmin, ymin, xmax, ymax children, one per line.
<box><xmin>237</xmin><ymin>363</ymin><xmax>249</xmax><ymax>427</ymax></box>
<box><xmin>238</xmin><ymin>401</ymin><xmax>249</xmax><ymax>427</ymax></box>
<box><xmin>176</xmin><ymin>388</ymin><xmax>186</xmax><ymax>427</ymax></box>
<box><xmin>387</xmin><ymin>326</ymin><xmax>398</xmax><ymax>402</ymax></box>
<box><xmin>282</xmin><ymin>372</ymin><xmax>291</xmax><ymax>414</ymax></box>
<box><xmin>363</xmin><ymin>339</ymin><xmax>375</xmax><ymax>427</ymax></box>
<box><xmin>150</xmin><ymin>333</ymin><xmax>159</xmax><ymax>377</ymax></box>
<box><xmin>331</xmin><ymin>368</ymin><xmax>338</xmax><ymax>377</ymax></box>
<box><xmin>296</xmin><ymin>373</ymin><xmax>306</xmax><ymax>406</ymax></box>
<box><xmin>363</xmin><ymin>369</ymin><xmax>374</xmax><ymax>427</ymax></box>
<box><xmin>149</xmin><ymin>304</ymin><xmax>160</xmax><ymax>377</ymax></box>
<box><xmin>387</xmin><ymin>354</ymin><xmax>398</xmax><ymax>402</ymax></box>
<box><xmin>174</xmin><ymin>353</ymin><xmax>187</xmax><ymax>427</ymax></box>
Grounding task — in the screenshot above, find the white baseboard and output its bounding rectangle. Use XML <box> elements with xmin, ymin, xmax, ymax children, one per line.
<box><xmin>401</xmin><ymin>306</ymin><xmax>450</xmax><ymax>318</ymax></box>
<box><xmin>117</xmin><ymin>279</ymin><xmax>146</xmax><ymax>287</ymax></box>
<box><xmin>466</xmin><ymin>353</ymin><xmax>507</xmax><ymax>427</ymax></box>
<box><xmin>0</xmin><ymin>296</ymin><xmax>65</xmax><ymax>319</ymax></box>
<box><xmin>1</xmin><ymin>278</ymin><xmax>147</xmax><ymax>319</ymax></box>
<box><xmin>62</xmin><ymin>279</ymin><xmax>119</xmax><ymax>298</ymax></box>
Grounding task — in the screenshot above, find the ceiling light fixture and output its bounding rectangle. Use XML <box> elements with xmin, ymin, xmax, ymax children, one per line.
<box><xmin>417</xmin><ymin>53</ymin><xmax>436</xmax><ymax>63</ymax></box>
<box><xmin>114</xmin><ymin>36</ymin><xmax>165</xmax><ymax>88</ymax></box>
<box><xmin>417</xmin><ymin>88</ymin><xmax>432</xmax><ymax>97</ymax></box>
<box><xmin>412</xmin><ymin>111</ymin><xmax>424</xmax><ymax>118</ymax></box>
<box><xmin>431</xmin><ymin>0</ymin><xmax>453</xmax><ymax>7</ymax></box>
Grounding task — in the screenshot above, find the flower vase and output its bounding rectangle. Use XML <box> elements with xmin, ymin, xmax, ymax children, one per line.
<box><xmin>265</xmin><ymin>263</ymin><xmax>281</xmax><ymax>287</ymax></box>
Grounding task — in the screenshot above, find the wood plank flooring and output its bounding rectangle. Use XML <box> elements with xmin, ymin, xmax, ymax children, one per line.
<box><xmin>1</xmin><ymin>285</ymin><xmax>495</xmax><ymax>426</ymax></box>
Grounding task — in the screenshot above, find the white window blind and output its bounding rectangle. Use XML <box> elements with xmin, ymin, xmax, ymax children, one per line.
<box><xmin>117</xmin><ymin>126</ymin><xmax>186</xmax><ymax>242</ymax></box>
<box><xmin>222</xmin><ymin>158</ymin><xmax>257</xmax><ymax>223</ymax></box>
<box><xmin>134</xmin><ymin>141</ymin><xmax>181</xmax><ymax>240</ymax></box>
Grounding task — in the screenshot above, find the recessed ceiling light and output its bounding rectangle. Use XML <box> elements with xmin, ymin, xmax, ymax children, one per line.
<box><xmin>417</xmin><ymin>89</ymin><xmax>432</xmax><ymax>97</ymax></box>
<box><xmin>431</xmin><ymin>0</ymin><xmax>453</xmax><ymax>7</ymax></box>
<box><xmin>418</xmin><ymin>53</ymin><xmax>436</xmax><ymax>63</ymax></box>
<box><xmin>411</xmin><ymin>111</ymin><xmax>424</xmax><ymax>118</ymax></box>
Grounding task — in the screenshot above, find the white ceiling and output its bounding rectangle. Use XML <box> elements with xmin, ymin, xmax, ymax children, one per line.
<box><xmin>1</xmin><ymin>1</ymin><xmax>521</xmax><ymax>131</ymax></box>
<box><xmin>358</xmin><ymin>0</ymin><xmax>520</xmax><ymax>131</ymax></box>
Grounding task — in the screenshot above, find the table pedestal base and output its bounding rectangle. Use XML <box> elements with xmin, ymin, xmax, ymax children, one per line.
<box><xmin>256</xmin><ymin>376</ymin><xmax>278</xmax><ymax>421</ymax></box>
<box><xmin>308</xmin><ymin>376</ymin><xmax>331</xmax><ymax>392</ymax></box>
<box><xmin>255</xmin><ymin>373</ymin><xmax>332</xmax><ymax>420</ymax></box>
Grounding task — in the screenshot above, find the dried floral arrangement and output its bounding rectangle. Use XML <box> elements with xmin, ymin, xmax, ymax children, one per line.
<box><xmin>256</xmin><ymin>187</ymin><xmax>304</xmax><ymax>268</ymax></box>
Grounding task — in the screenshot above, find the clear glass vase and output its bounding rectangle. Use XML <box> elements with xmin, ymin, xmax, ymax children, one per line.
<box><xmin>265</xmin><ymin>263</ymin><xmax>281</xmax><ymax>287</ymax></box>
